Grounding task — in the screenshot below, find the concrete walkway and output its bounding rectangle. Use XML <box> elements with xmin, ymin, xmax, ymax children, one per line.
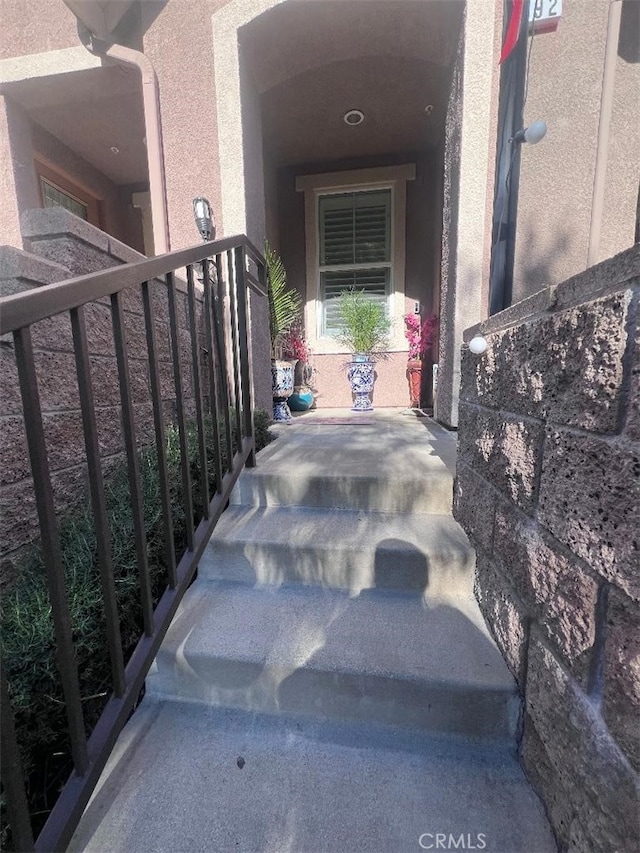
<box><xmin>70</xmin><ymin>409</ymin><xmax>556</xmax><ymax>853</ymax></box>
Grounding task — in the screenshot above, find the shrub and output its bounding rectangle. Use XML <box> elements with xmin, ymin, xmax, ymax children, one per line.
<box><xmin>336</xmin><ymin>289</ymin><xmax>392</xmax><ymax>357</ymax></box>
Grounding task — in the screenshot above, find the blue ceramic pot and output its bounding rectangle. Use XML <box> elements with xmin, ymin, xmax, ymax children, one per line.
<box><xmin>289</xmin><ymin>388</ymin><xmax>314</xmax><ymax>412</ymax></box>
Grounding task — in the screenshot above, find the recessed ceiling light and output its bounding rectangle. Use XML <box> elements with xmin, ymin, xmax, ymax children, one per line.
<box><xmin>110</xmin><ymin>146</ymin><xmax>120</xmax><ymax>154</ymax></box>
<box><xmin>343</xmin><ymin>109</ymin><xmax>364</xmax><ymax>126</ymax></box>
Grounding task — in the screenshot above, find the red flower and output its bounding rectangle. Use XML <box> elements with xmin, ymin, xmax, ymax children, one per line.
<box><xmin>282</xmin><ymin>323</ymin><xmax>311</xmax><ymax>362</ymax></box>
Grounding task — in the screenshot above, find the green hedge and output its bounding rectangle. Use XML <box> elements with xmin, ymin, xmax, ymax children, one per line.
<box><xmin>0</xmin><ymin>409</ymin><xmax>273</xmax><ymax>847</ymax></box>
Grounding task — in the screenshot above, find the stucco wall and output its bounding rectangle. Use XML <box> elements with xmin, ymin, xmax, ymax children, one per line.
<box><xmin>0</xmin><ymin>0</ymin><xmax>79</xmax><ymax>59</ymax></box>
<box><xmin>513</xmin><ymin>0</ymin><xmax>640</xmax><ymax>301</ymax></box>
<box><xmin>0</xmin><ymin>94</ymin><xmax>143</xmax><ymax>251</ymax></box>
<box><xmin>455</xmin><ymin>245</ymin><xmax>640</xmax><ymax>852</ymax></box>
<box><xmin>599</xmin><ymin>2</ymin><xmax>640</xmax><ymax>263</ymax></box>
<box><xmin>437</xmin><ymin>0</ymin><xmax>498</xmax><ymax>428</ymax></box>
<box><xmin>141</xmin><ymin>0</ymin><xmax>225</xmax><ymax>251</ymax></box>
<box><xmin>30</xmin><ymin>119</ymin><xmax>142</xmax><ymax>249</ymax></box>
<box><xmin>0</xmin><ymin>95</ymin><xmax>30</xmax><ymax>247</ymax></box>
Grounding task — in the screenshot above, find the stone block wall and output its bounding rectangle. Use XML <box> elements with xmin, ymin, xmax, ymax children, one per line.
<box><xmin>454</xmin><ymin>246</ymin><xmax>640</xmax><ymax>852</ymax></box>
<box><xmin>0</xmin><ymin>211</ymin><xmax>205</xmax><ymax>584</ymax></box>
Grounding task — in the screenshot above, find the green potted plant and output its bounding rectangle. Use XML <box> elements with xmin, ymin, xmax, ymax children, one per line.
<box><xmin>266</xmin><ymin>242</ymin><xmax>301</xmax><ymax>422</ymax></box>
<box><xmin>336</xmin><ymin>289</ymin><xmax>391</xmax><ymax>412</ymax></box>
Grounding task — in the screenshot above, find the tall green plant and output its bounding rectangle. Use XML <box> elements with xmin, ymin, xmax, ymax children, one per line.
<box><xmin>265</xmin><ymin>241</ymin><xmax>301</xmax><ymax>359</ymax></box>
<box><xmin>336</xmin><ymin>289</ymin><xmax>392</xmax><ymax>357</ymax></box>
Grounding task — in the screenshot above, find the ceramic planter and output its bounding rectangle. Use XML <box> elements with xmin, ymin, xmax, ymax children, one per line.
<box><xmin>271</xmin><ymin>359</ymin><xmax>295</xmax><ymax>422</ymax></box>
<box><xmin>289</xmin><ymin>387</ymin><xmax>314</xmax><ymax>411</ymax></box>
<box><xmin>347</xmin><ymin>357</ymin><xmax>376</xmax><ymax>411</ymax></box>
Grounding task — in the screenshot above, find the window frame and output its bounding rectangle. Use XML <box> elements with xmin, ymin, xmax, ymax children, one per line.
<box><xmin>40</xmin><ymin>176</ymin><xmax>90</xmax><ymax>221</ymax></box>
<box><xmin>34</xmin><ymin>158</ymin><xmax>102</xmax><ymax>228</ymax></box>
<box><xmin>296</xmin><ymin>164</ymin><xmax>416</xmax><ymax>355</ymax></box>
<box><xmin>317</xmin><ymin>187</ymin><xmax>394</xmax><ymax>337</ymax></box>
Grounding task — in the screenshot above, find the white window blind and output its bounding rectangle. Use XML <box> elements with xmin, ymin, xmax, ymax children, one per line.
<box><xmin>318</xmin><ymin>189</ymin><xmax>391</xmax><ymax>335</ymax></box>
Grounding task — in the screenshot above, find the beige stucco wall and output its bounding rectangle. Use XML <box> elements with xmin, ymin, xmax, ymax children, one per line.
<box><xmin>513</xmin><ymin>0</ymin><xmax>639</xmax><ymax>300</ymax></box>
<box><xmin>141</xmin><ymin>0</ymin><xmax>226</xmax><ymax>251</ymax></box>
<box><xmin>0</xmin><ymin>95</ymin><xmax>33</xmax><ymax>247</ymax></box>
<box><xmin>437</xmin><ymin>0</ymin><xmax>500</xmax><ymax>428</ymax></box>
<box><xmin>0</xmin><ymin>94</ymin><xmax>142</xmax><ymax>250</ymax></box>
<box><xmin>0</xmin><ymin>0</ymin><xmax>79</xmax><ymax>59</ymax></box>
<box><xmin>599</xmin><ymin>4</ymin><xmax>640</xmax><ymax>263</ymax></box>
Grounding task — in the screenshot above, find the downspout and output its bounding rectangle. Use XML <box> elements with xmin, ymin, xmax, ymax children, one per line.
<box><xmin>587</xmin><ymin>0</ymin><xmax>622</xmax><ymax>267</ymax></box>
<box><xmin>77</xmin><ymin>26</ymin><xmax>170</xmax><ymax>255</ymax></box>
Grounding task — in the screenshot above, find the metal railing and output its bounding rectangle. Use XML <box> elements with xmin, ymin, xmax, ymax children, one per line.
<box><xmin>0</xmin><ymin>235</ymin><xmax>266</xmax><ymax>852</ymax></box>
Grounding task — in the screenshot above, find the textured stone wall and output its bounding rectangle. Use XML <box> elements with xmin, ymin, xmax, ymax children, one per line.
<box><xmin>455</xmin><ymin>246</ymin><xmax>640</xmax><ymax>852</ymax></box>
<box><xmin>0</xmin><ymin>211</ymin><xmax>203</xmax><ymax>583</ymax></box>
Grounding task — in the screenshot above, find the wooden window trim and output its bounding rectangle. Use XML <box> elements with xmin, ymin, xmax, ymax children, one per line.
<box><xmin>34</xmin><ymin>158</ymin><xmax>102</xmax><ymax>228</ymax></box>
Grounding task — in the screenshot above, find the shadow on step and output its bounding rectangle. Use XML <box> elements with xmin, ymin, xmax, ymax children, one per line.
<box><xmin>150</xmin><ymin>541</ymin><xmax>519</xmax><ymax>742</ymax></box>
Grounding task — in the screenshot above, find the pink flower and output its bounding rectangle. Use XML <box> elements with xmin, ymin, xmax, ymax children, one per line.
<box><xmin>403</xmin><ymin>313</ymin><xmax>438</xmax><ymax>360</ymax></box>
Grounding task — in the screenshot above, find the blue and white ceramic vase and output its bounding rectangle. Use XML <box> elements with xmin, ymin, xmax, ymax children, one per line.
<box><xmin>271</xmin><ymin>359</ymin><xmax>295</xmax><ymax>422</ymax></box>
<box><xmin>347</xmin><ymin>358</ymin><xmax>376</xmax><ymax>412</ymax></box>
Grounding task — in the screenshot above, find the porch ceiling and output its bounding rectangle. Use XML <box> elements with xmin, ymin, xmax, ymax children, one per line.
<box><xmin>242</xmin><ymin>0</ymin><xmax>465</xmax><ymax>95</ymax></box>
<box><xmin>261</xmin><ymin>55</ymin><xmax>447</xmax><ymax>166</ymax></box>
<box><xmin>3</xmin><ymin>63</ymin><xmax>147</xmax><ymax>184</ymax></box>
<box><xmin>244</xmin><ymin>0</ymin><xmax>464</xmax><ymax>167</ymax></box>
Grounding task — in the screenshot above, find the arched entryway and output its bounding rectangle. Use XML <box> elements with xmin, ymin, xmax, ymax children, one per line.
<box><xmin>213</xmin><ymin>0</ymin><xmax>499</xmax><ymax>423</ymax></box>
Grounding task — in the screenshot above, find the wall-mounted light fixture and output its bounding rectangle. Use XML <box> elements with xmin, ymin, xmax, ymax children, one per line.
<box><xmin>193</xmin><ymin>197</ymin><xmax>215</xmax><ymax>241</ymax></box>
<box><xmin>511</xmin><ymin>119</ymin><xmax>547</xmax><ymax>145</ymax></box>
<box><xmin>468</xmin><ymin>335</ymin><xmax>488</xmax><ymax>355</ymax></box>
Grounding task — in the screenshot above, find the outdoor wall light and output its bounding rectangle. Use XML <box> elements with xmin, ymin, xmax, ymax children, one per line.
<box><xmin>511</xmin><ymin>119</ymin><xmax>547</xmax><ymax>145</ymax></box>
<box><xmin>468</xmin><ymin>335</ymin><xmax>488</xmax><ymax>355</ymax></box>
<box><xmin>193</xmin><ymin>197</ymin><xmax>215</xmax><ymax>241</ymax></box>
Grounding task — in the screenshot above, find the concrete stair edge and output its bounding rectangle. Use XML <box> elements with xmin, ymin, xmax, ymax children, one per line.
<box><xmin>146</xmin><ymin>579</ymin><xmax>520</xmax><ymax>742</ymax></box>
<box><xmin>200</xmin><ymin>504</ymin><xmax>475</xmax><ymax>593</ymax></box>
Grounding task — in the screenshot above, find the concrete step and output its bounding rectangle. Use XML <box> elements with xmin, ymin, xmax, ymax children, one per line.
<box><xmin>201</xmin><ymin>505</ymin><xmax>475</xmax><ymax>596</ymax></box>
<box><xmin>147</xmin><ymin>580</ymin><xmax>519</xmax><ymax>742</ymax></box>
<box><xmin>69</xmin><ymin>701</ymin><xmax>556</xmax><ymax>853</ymax></box>
<box><xmin>231</xmin><ymin>414</ymin><xmax>457</xmax><ymax>514</ymax></box>
<box><xmin>231</xmin><ymin>464</ymin><xmax>454</xmax><ymax>513</ymax></box>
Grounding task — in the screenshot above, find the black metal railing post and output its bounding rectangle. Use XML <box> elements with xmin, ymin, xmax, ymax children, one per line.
<box><xmin>233</xmin><ymin>246</ymin><xmax>256</xmax><ymax>467</ymax></box>
<box><xmin>12</xmin><ymin>326</ymin><xmax>89</xmax><ymax>775</ymax></box>
<box><xmin>1</xmin><ymin>660</ymin><xmax>35</xmax><ymax>852</ymax></box>
<box><xmin>71</xmin><ymin>305</ymin><xmax>126</xmax><ymax>698</ymax></box>
<box><xmin>201</xmin><ymin>258</ymin><xmax>224</xmax><ymax>491</ymax></box>
<box><xmin>187</xmin><ymin>264</ymin><xmax>210</xmax><ymax>519</ymax></box>
<box><xmin>214</xmin><ymin>253</ymin><xmax>234</xmax><ymax>471</ymax></box>
<box><xmin>167</xmin><ymin>271</ymin><xmax>195</xmax><ymax>551</ymax></box>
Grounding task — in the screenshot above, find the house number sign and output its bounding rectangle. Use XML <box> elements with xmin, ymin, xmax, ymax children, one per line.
<box><xmin>529</xmin><ymin>0</ymin><xmax>563</xmax><ymax>30</ymax></box>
